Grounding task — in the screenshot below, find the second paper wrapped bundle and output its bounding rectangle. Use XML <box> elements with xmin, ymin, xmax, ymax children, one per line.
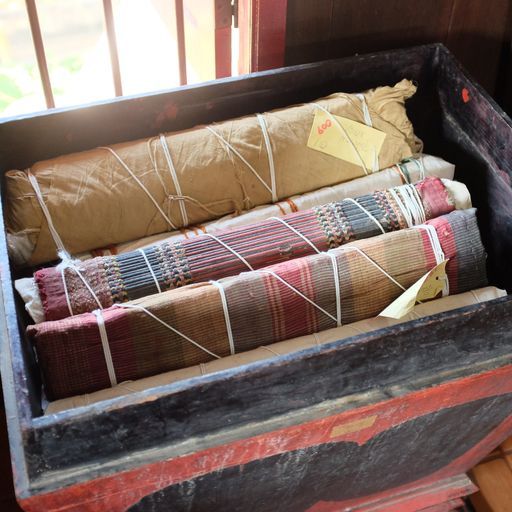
<box><xmin>29</xmin><ymin>208</ymin><xmax>487</xmax><ymax>400</ymax></box>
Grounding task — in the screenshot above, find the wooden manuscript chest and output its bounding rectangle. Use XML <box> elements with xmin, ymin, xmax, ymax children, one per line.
<box><xmin>2</xmin><ymin>43</ymin><xmax>512</xmax><ymax>511</ymax></box>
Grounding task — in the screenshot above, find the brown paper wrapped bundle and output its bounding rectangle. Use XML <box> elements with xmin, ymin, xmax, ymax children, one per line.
<box><xmin>6</xmin><ymin>80</ymin><xmax>420</xmax><ymax>266</ymax></box>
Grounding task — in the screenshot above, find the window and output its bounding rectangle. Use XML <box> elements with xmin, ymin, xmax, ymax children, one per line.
<box><xmin>0</xmin><ymin>0</ymin><xmax>287</xmax><ymax>117</ymax></box>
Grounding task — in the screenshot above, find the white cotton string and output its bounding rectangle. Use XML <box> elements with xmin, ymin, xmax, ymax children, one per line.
<box><xmin>206</xmin><ymin>216</ymin><xmax>395</xmax><ymax>324</ymax></box>
<box><xmin>414</xmin><ymin>223</ymin><xmax>449</xmax><ymax>296</ymax></box>
<box><xmin>256</xmin><ymin>269</ymin><xmax>339</xmax><ymax>323</ymax></box>
<box><xmin>356</xmin><ymin>95</ymin><xmax>378</xmax><ymax>173</ymax></box>
<box><xmin>116</xmin><ymin>303</ymin><xmax>222</xmax><ymax>359</ymax></box>
<box><xmin>400</xmin><ymin>186</ymin><xmax>423</xmax><ymax>224</ymax></box>
<box><xmin>206</xmin><ymin>125</ymin><xmax>274</xmax><ymax>197</ymax></box>
<box><xmin>389</xmin><ymin>184</ymin><xmax>426</xmax><ymax>228</ymax></box>
<box><xmin>93</xmin><ymin>309</ymin><xmax>118</xmax><ymax>387</ymax></box>
<box><xmin>27</xmin><ymin>170</ymin><xmax>71</xmax><ymax>259</ymax></box>
<box><xmin>100</xmin><ymin>146</ymin><xmax>178</xmax><ymax>230</ymax></box>
<box><xmin>61</xmin><ymin>268</ymin><xmax>74</xmax><ymax>317</ymax></box>
<box><xmin>269</xmin><ymin>217</ymin><xmax>320</xmax><ymax>254</ymax></box>
<box><xmin>206</xmin><ymin>223</ymin><xmax>340</xmax><ymax>327</ymax></box>
<box><xmin>415</xmin><ymin>225</ymin><xmax>445</xmax><ymax>264</ymax></box>
<box><xmin>339</xmin><ymin>246</ymin><xmax>407</xmax><ymax>292</ymax></box>
<box><xmin>325</xmin><ymin>252</ymin><xmax>342</xmax><ymax>326</ymax></box>
<box><xmin>411</xmin><ymin>156</ymin><xmax>426</xmax><ymax>180</ymax></box>
<box><xmin>209</xmin><ymin>280</ymin><xmax>235</xmax><ymax>355</ymax></box>
<box><xmin>256</xmin><ymin>114</ymin><xmax>278</xmax><ymax>203</ymax></box>
<box><xmin>204</xmin><ymin>233</ymin><xmax>254</xmax><ymax>270</ymax></box>
<box><xmin>159</xmin><ymin>134</ymin><xmax>189</xmax><ymax>226</ymax></box>
<box><xmin>409</xmin><ymin>185</ymin><xmax>427</xmax><ymax>223</ymax></box>
<box><xmin>389</xmin><ymin>188</ymin><xmax>413</xmax><ymax>227</ymax></box>
<box><xmin>404</xmin><ymin>185</ymin><xmax>425</xmax><ymax>223</ymax></box>
<box><xmin>356</xmin><ymin>93</ymin><xmax>373</xmax><ymax>127</ymax></box>
<box><xmin>311</xmin><ymin>102</ymin><xmax>369</xmax><ymax>176</ymax></box>
<box><xmin>29</xmin><ymin>162</ymin><xmax>106</xmax><ymax>314</ymax></box>
<box><xmin>59</xmin><ymin>262</ymin><xmax>104</xmax><ymax>315</ymax></box>
<box><xmin>138</xmin><ymin>248</ymin><xmax>162</xmax><ymax>293</ymax></box>
<box><xmin>343</xmin><ymin>198</ymin><xmax>386</xmax><ymax>235</ymax></box>
<box><xmin>419</xmin><ymin>157</ymin><xmax>426</xmax><ymax>179</ymax></box>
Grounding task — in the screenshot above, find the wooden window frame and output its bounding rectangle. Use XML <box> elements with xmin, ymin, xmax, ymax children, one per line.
<box><xmin>238</xmin><ymin>0</ymin><xmax>288</xmax><ymax>74</ymax></box>
<box><xmin>24</xmin><ymin>0</ymin><xmax>288</xmax><ymax>111</ymax></box>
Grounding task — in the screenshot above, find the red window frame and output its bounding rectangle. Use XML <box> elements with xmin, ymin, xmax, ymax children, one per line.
<box><xmin>238</xmin><ymin>0</ymin><xmax>288</xmax><ymax>74</ymax></box>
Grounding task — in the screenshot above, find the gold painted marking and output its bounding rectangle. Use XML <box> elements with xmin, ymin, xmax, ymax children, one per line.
<box><xmin>330</xmin><ymin>415</ymin><xmax>378</xmax><ymax>438</ymax></box>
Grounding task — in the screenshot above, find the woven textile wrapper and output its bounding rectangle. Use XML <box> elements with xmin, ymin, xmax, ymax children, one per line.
<box><xmin>30</xmin><ymin>176</ymin><xmax>468</xmax><ymax>322</ymax></box>
<box><xmin>6</xmin><ymin>80</ymin><xmax>420</xmax><ymax>266</ymax></box>
<box><xmin>46</xmin><ymin>286</ymin><xmax>505</xmax><ymax>413</ymax></box>
<box><xmin>28</xmin><ymin>209</ymin><xmax>487</xmax><ymax>400</ymax></box>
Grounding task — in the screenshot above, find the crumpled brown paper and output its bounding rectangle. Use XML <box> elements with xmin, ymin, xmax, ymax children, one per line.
<box><xmin>5</xmin><ymin>79</ymin><xmax>420</xmax><ymax>266</ymax></box>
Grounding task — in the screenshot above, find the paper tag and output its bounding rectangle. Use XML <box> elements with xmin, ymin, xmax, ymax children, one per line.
<box><xmin>379</xmin><ymin>260</ymin><xmax>449</xmax><ymax>319</ymax></box>
<box><xmin>307</xmin><ymin>110</ymin><xmax>387</xmax><ymax>168</ymax></box>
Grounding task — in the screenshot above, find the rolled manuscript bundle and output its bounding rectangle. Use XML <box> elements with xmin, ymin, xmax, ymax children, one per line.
<box><xmin>45</xmin><ymin>286</ymin><xmax>505</xmax><ymax>414</ymax></box>
<box><xmin>6</xmin><ymin>80</ymin><xmax>420</xmax><ymax>266</ymax></box>
<box><xmin>29</xmin><ymin>209</ymin><xmax>487</xmax><ymax>400</ymax></box>
<box><xmin>26</xmin><ymin>177</ymin><xmax>469</xmax><ymax>323</ymax></box>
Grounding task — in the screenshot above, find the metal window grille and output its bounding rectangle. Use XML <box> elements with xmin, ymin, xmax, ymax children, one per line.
<box><xmin>24</xmin><ymin>0</ymin><xmax>235</xmax><ymax>109</ymax></box>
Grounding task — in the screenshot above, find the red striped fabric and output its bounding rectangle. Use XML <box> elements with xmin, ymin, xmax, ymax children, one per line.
<box><xmin>35</xmin><ymin>177</ymin><xmax>456</xmax><ymax>322</ymax></box>
<box><xmin>29</xmin><ymin>209</ymin><xmax>486</xmax><ymax>400</ymax></box>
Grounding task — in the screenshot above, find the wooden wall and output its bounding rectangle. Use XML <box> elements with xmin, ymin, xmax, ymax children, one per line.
<box><xmin>285</xmin><ymin>0</ymin><xmax>512</xmax><ymax>98</ymax></box>
<box><xmin>496</xmin><ymin>15</ymin><xmax>512</xmax><ymax>113</ymax></box>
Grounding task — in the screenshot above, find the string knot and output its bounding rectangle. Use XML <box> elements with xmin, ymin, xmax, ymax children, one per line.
<box><xmin>56</xmin><ymin>250</ymin><xmax>82</xmax><ymax>271</ymax></box>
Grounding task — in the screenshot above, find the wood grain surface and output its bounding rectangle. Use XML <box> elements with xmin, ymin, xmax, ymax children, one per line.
<box><xmin>285</xmin><ymin>0</ymin><xmax>511</xmax><ymax>96</ymax></box>
<box><xmin>471</xmin><ymin>436</ymin><xmax>512</xmax><ymax>512</ymax></box>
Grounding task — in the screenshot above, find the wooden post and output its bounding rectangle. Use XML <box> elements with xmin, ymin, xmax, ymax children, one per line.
<box><xmin>238</xmin><ymin>0</ymin><xmax>287</xmax><ymax>74</ymax></box>
<box><xmin>175</xmin><ymin>0</ymin><xmax>188</xmax><ymax>85</ymax></box>
<box><xmin>102</xmin><ymin>0</ymin><xmax>123</xmax><ymax>97</ymax></box>
<box><xmin>25</xmin><ymin>0</ymin><xmax>55</xmax><ymax>108</ymax></box>
<box><xmin>214</xmin><ymin>0</ymin><xmax>232</xmax><ymax>78</ymax></box>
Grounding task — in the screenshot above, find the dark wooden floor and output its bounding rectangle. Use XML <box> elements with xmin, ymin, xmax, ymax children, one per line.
<box><xmin>470</xmin><ymin>438</ymin><xmax>512</xmax><ymax>512</ymax></box>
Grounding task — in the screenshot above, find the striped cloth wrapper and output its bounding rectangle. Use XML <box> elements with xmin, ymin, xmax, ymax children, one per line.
<box><xmin>28</xmin><ymin>208</ymin><xmax>487</xmax><ymax>400</ymax></box>
<box><xmin>45</xmin><ymin>286</ymin><xmax>505</xmax><ymax>414</ymax></box>
<box><xmin>32</xmin><ymin>176</ymin><xmax>464</xmax><ymax>323</ymax></box>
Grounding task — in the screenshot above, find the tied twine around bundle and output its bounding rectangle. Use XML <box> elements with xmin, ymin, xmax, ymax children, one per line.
<box><xmin>59</xmin><ymin>181</ymin><xmax>432</xmax><ymax>319</ymax></box>
<box><xmin>90</xmin><ymin>201</ymin><xmax>446</xmax><ymax>389</ymax></box>
<box><xmin>27</xmin><ymin>170</ymin><xmax>104</xmax><ymax>316</ymax></box>
<box><xmin>27</xmin><ymin>166</ymin><xmax>444</xmax><ymax>389</ymax></box>
<box><xmin>26</xmin><ymin>94</ymin><xmax>378</xmax><ymax>271</ymax></box>
<box><xmin>395</xmin><ymin>156</ymin><xmax>426</xmax><ymax>184</ymax></box>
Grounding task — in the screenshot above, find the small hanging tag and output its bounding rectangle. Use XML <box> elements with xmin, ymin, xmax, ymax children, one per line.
<box><xmin>307</xmin><ymin>110</ymin><xmax>387</xmax><ymax>168</ymax></box>
<box><xmin>379</xmin><ymin>260</ymin><xmax>449</xmax><ymax>319</ymax></box>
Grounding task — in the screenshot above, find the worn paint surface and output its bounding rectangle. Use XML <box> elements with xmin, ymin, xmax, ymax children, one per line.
<box><xmin>20</xmin><ymin>365</ymin><xmax>512</xmax><ymax>511</ymax></box>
